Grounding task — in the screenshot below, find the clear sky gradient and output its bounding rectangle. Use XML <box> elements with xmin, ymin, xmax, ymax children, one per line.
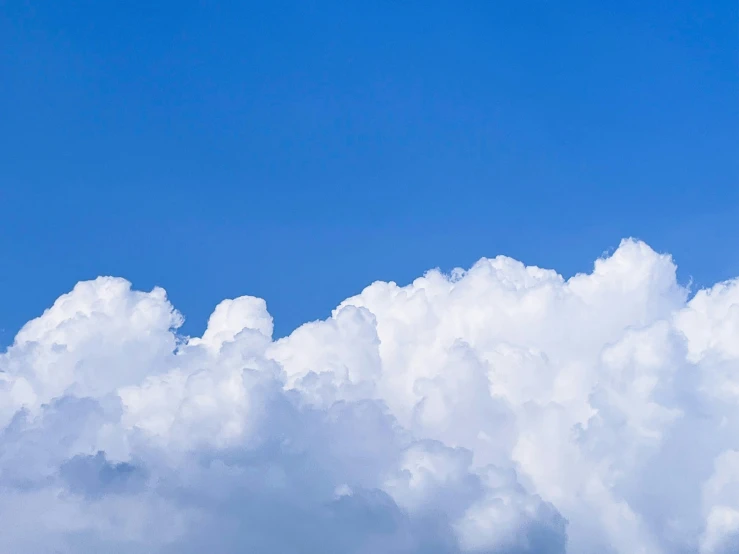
<box><xmin>1</xmin><ymin>0</ymin><xmax>737</xmax><ymax>342</ymax></box>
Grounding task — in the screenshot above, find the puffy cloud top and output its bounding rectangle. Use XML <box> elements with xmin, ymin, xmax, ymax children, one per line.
<box><xmin>0</xmin><ymin>239</ymin><xmax>737</xmax><ymax>553</ymax></box>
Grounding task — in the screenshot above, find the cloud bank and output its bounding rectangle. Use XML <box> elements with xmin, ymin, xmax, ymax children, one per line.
<box><xmin>1</xmin><ymin>238</ymin><xmax>738</xmax><ymax>553</ymax></box>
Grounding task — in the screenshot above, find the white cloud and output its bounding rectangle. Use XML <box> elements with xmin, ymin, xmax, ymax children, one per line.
<box><xmin>0</xmin><ymin>238</ymin><xmax>738</xmax><ymax>552</ymax></box>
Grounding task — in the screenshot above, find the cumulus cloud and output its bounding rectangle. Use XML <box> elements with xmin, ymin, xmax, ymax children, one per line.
<box><xmin>0</xmin><ymin>238</ymin><xmax>738</xmax><ymax>553</ymax></box>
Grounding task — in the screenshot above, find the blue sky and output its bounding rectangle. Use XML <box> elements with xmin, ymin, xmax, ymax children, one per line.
<box><xmin>1</xmin><ymin>0</ymin><xmax>737</xmax><ymax>342</ymax></box>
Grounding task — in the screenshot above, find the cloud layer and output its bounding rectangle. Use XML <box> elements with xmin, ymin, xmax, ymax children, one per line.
<box><xmin>1</xmin><ymin>238</ymin><xmax>738</xmax><ymax>553</ymax></box>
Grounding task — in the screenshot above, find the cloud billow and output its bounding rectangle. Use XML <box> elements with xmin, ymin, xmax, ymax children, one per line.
<box><xmin>0</xmin><ymin>238</ymin><xmax>737</xmax><ymax>553</ymax></box>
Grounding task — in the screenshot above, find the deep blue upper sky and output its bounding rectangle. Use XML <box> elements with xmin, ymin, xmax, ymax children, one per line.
<box><xmin>1</xmin><ymin>0</ymin><xmax>737</xmax><ymax>342</ymax></box>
